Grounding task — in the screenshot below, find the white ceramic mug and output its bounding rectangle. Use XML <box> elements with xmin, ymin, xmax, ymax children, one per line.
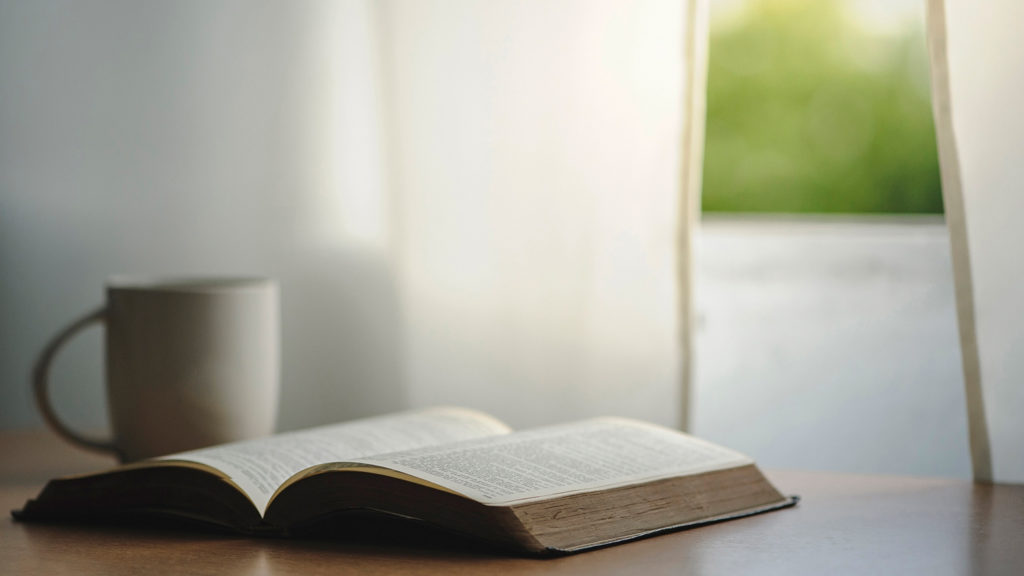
<box><xmin>33</xmin><ymin>276</ymin><xmax>280</xmax><ymax>462</ymax></box>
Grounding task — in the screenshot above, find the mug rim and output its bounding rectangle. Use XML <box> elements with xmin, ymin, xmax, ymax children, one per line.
<box><xmin>106</xmin><ymin>275</ymin><xmax>275</xmax><ymax>294</ymax></box>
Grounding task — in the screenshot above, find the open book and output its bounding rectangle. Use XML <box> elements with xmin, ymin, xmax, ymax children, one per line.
<box><xmin>15</xmin><ymin>407</ymin><xmax>795</xmax><ymax>555</ymax></box>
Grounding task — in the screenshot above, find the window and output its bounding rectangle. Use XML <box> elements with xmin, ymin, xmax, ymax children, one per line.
<box><xmin>694</xmin><ymin>0</ymin><xmax>970</xmax><ymax>479</ymax></box>
<box><xmin>703</xmin><ymin>0</ymin><xmax>940</xmax><ymax>214</ymax></box>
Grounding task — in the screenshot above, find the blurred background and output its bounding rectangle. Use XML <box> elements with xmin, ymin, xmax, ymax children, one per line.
<box><xmin>703</xmin><ymin>0</ymin><xmax>940</xmax><ymax>214</ymax></box>
<box><xmin>0</xmin><ymin>0</ymin><xmax>684</xmax><ymax>443</ymax></box>
<box><xmin>0</xmin><ymin>0</ymin><xmax>977</xmax><ymax>478</ymax></box>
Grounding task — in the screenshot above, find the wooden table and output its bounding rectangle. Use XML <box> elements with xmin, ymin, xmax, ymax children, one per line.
<box><xmin>2</xmin><ymin>430</ymin><xmax>1022</xmax><ymax>575</ymax></box>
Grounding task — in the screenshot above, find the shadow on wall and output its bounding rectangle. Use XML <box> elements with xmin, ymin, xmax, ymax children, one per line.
<box><xmin>0</xmin><ymin>0</ymin><xmax>407</xmax><ymax>432</ymax></box>
<box><xmin>277</xmin><ymin>249</ymin><xmax>404</xmax><ymax>429</ymax></box>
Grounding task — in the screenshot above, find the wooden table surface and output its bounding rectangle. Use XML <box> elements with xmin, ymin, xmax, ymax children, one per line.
<box><xmin>2</xmin><ymin>430</ymin><xmax>1022</xmax><ymax>575</ymax></box>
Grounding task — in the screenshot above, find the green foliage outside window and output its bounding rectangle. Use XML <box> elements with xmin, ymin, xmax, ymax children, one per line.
<box><xmin>702</xmin><ymin>0</ymin><xmax>943</xmax><ymax>213</ymax></box>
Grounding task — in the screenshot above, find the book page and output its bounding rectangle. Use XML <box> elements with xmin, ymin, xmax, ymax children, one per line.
<box><xmin>159</xmin><ymin>407</ymin><xmax>510</xmax><ymax>514</ymax></box>
<box><xmin>353</xmin><ymin>418</ymin><xmax>753</xmax><ymax>506</ymax></box>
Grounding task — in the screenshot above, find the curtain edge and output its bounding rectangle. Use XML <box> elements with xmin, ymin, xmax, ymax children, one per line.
<box><xmin>924</xmin><ymin>0</ymin><xmax>993</xmax><ymax>482</ymax></box>
<box><xmin>678</xmin><ymin>0</ymin><xmax>709</xmax><ymax>432</ymax></box>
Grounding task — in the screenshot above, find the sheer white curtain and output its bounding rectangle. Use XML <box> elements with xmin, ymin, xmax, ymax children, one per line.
<box><xmin>0</xmin><ymin>1</ymin><xmax>705</xmax><ymax>432</ymax></box>
<box><xmin>383</xmin><ymin>0</ymin><xmax>702</xmax><ymax>429</ymax></box>
<box><xmin>927</xmin><ymin>0</ymin><xmax>1024</xmax><ymax>483</ymax></box>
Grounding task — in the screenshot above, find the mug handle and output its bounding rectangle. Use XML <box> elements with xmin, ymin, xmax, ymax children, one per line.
<box><xmin>32</xmin><ymin>306</ymin><xmax>118</xmax><ymax>455</ymax></box>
